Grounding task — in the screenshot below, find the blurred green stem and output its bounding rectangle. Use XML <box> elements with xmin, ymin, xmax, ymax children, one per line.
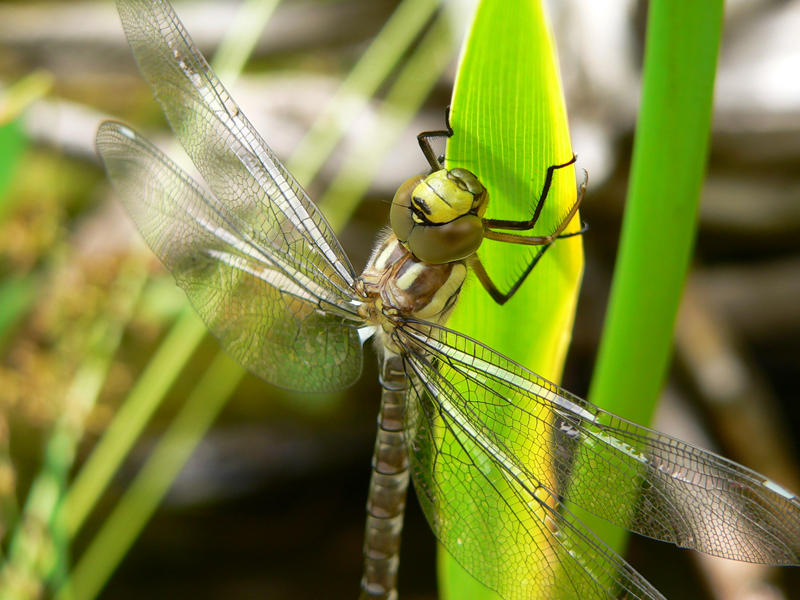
<box><xmin>56</xmin><ymin>305</ymin><xmax>206</xmax><ymax>539</ymax></box>
<box><xmin>211</xmin><ymin>0</ymin><xmax>281</xmax><ymax>82</ymax></box>
<box><xmin>0</xmin><ymin>262</ymin><xmax>147</xmax><ymax>600</ymax></box>
<box><xmin>289</xmin><ymin>0</ymin><xmax>440</xmax><ymax>184</ymax></box>
<box><xmin>0</xmin><ymin>70</ymin><xmax>53</xmax><ymax>125</ymax></box>
<box><xmin>56</xmin><ymin>353</ymin><xmax>244</xmax><ymax>600</ymax></box>
<box><xmin>319</xmin><ymin>8</ymin><xmax>456</xmax><ymax>230</ymax></box>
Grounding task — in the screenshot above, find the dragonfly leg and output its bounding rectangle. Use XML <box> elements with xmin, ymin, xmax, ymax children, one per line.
<box><xmin>483</xmin><ymin>156</ymin><xmax>582</xmax><ymax>234</ymax></box>
<box><xmin>417</xmin><ymin>107</ymin><xmax>453</xmax><ymax>171</ymax></box>
<box><xmin>471</xmin><ymin>244</ymin><xmax>555</xmax><ymax>305</ymax></box>
<box><xmin>473</xmin><ymin>173</ymin><xmax>588</xmax><ymax>306</ymax></box>
<box><xmin>483</xmin><ymin>170</ymin><xmax>587</xmax><ymax>246</ymax></box>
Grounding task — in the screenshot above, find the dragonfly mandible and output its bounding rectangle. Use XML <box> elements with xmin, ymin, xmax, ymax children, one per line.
<box><xmin>96</xmin><ymin>1</ymin><xmax>800</xmax><ymax>599</ymax></box>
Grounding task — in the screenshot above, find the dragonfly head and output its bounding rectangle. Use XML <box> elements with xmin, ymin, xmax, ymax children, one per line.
<box><xmin>390</xmin><ymin>168</ymin><xmax>489</xmax><ymax>265</ymax></box>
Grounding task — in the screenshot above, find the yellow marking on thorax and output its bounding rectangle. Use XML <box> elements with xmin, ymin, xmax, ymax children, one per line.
<box><xmin>373</xmin><ymin>238</ymin><xmax>400</xmax><ymax>272</ymax></box>
<box><xmin>396</xmin><ymin>261</ymin><xmax>426</xmax><ymax>291</ymax></box>
<box><xmin>414</xmin><ymin>263</ymin><xmax>467</xmax><ymax>320</ymax></box>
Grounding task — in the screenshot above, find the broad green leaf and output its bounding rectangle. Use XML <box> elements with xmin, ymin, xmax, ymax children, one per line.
<box><xmin>444</xmin><ymin>0</ymin><xmax>583</xmax><ymax>598</ymax></box>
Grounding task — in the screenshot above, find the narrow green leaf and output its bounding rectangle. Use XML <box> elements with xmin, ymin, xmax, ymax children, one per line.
<box><xmin>582</xmin><ymin>0</ymin><xmax>724</xmax><ymax>554</ymax></box>
<box><xmin>211</xmin><ymin>0</ymin><xmax>282</xmax><ymax>82</ymax></box>
<box><xmin>318</xmin><ymin>8</ymin><xmax>457</xmax><ymax>230</ymax></box>
<box><xmin>57</xmin><ymin>305</ymin><xmax>207</xmax><ymax>539</ymax></box>
<box><xmin>1</xmin><ymin>265</ymin><xmax>147</xmax><ymax>599</ymax></box>
<box><xmin>0</xmin><ymin>120</ymin><xmax>27</xmax><ymax>223</ymax></box>
<box><xmin>288</xmin><ymin>0</ymin><xmax>441</xmax><ymax>184</ymax></box>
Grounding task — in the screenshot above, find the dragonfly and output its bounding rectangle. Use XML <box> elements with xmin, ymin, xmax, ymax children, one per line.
<box><xmin>96</xmin><ymin>1</ymin><xmax>800</xmax><ymax>599</ymax></box>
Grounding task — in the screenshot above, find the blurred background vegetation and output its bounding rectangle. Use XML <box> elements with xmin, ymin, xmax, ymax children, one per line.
<box><xmin>0</xmin><ymin>1</ymin><xmax>799</xmax><ymax>599</ymax></box>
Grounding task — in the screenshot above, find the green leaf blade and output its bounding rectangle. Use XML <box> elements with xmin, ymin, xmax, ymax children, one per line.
<box><xmin>441</xmin><ymin>1</ymin><xmax>584</xmax><ymax>598</ymax></box>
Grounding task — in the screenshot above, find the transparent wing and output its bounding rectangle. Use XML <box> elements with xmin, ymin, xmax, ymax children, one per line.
<box><xmin>116</xmin><ymin>0</ymin><xmax>357</xmax><ymax>303</ymax></box>
<box><xmin>395</xmin><ymin>321</ymin><xmax>800</xmax><ymax>600</ymax></box>
<box><xmin>399</xmin><ymin>332</ymin><xmax>663</xmax><ymax>600</ymax></box>
<box><xmin>97</xmin><ymin>122</ymin><xmax>364</xmax><ymax>392</ymax></box>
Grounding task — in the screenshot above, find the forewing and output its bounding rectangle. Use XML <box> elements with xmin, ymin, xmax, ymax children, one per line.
<box><xmin>116</xmin><ymin>0</ymin><xmax>357</xmax><ymax>302</ymax></box>
<box><xmin>97</xmin><ymin>122</ymin><xmax>364</xmax><ymax>392</ymax></box>
<box><xmin>396</xmin><ymin>321</ymin><xmax>800</xmax><ymax>598</ymax></box>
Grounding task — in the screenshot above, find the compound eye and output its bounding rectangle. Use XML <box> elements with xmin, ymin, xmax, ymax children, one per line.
<box><xmin>390</xmin><ymin>174</ymin><xmax>425</xmax><ymax>243</ymax></box>
<box><xmin>448</xmin><ymin>168</ymin><xmax>482</xmax><ymax>195</ymax></box>
<box><xmin>390</xmin><ymin>170</ymin><xmax>488</xmax><ymax>263</ymax></box>
<box><xmin>448</xmin><ymin>168</ymin><xmax>489</xmax><ymax>217</ymax></box>
<box><xmin>406</xmin><ymin>214</ymin><xmax>484</xmax><ymax>264</ymax></box>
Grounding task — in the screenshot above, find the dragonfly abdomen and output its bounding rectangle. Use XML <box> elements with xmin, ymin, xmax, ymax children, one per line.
<box><xmin>358</xmin><ymin>233</ymin><xmax>466</xmax><ymax>599</ymax></box>
<box><xmin>361</xmin><ymin>354</ymin><xmax>409</xmax><ymax>600</ymax></box>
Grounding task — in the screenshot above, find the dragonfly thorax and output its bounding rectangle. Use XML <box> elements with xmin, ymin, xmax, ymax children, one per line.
<box><xmin>357</xmin><ymin>231</ymin><xmax>467</xmax><ymax>354</ymax></box>
<box><xmin>390</xmin><ymin>168</ymin><xmax>488</xmax><ymax>265</ymax></box>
